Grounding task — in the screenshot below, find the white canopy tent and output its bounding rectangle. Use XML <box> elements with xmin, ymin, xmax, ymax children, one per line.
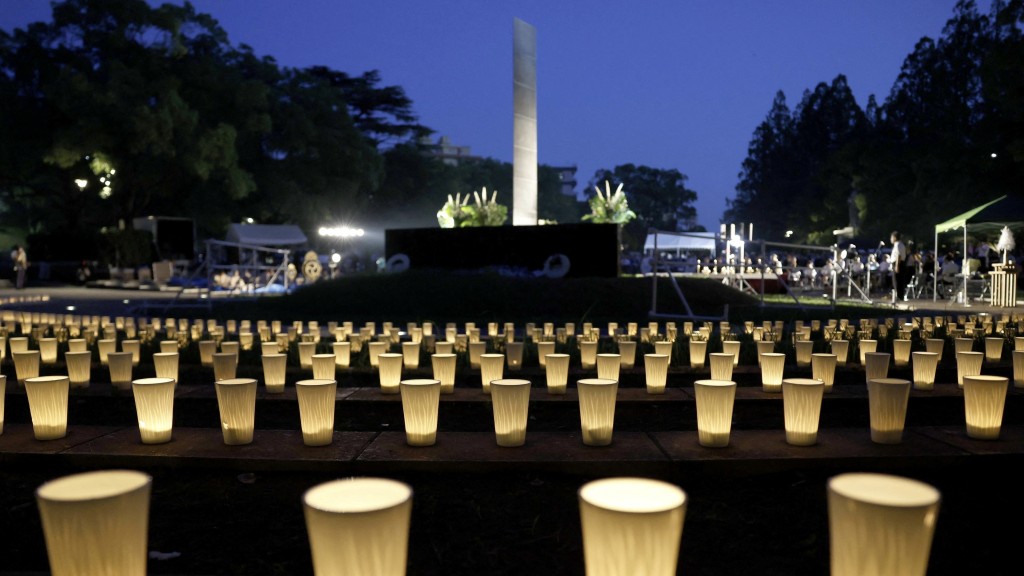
<box><xmin>932</xmin><ymin>195</ymin><xmax>1006</xmax><ymax>301</ymax></box>
<box><xmin>643</xmin><ymin>231</ymin><xmax>717</xmax><ymax>254</ymax></box>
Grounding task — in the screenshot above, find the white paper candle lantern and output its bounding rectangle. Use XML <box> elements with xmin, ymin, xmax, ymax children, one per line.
<box><xmin>490</xmin><ymin>378</ymin><xmax>531</xmax><ymax>447</ymax></box>
<box><xmin>721</xmin><ymin>340</ymin><xmax>740</xmax><ymax>366</ymax></box>
<box><xmin>158</xmin><ymin>339</ymin><xmax>177</xmax><ymax>354</ymax></box>
<box><xmin>755</xmin><ymin>340</ymin><xmax>775</xmax><ymax>365</ymax></box>
<box><xmin>257</xmin><ymin>352</ymin><xmax>286</xmax><ymax>395</ymax></box>
<box><xmin>688</xmin><ymin>340</ymin><xmax>707</xmax><ymax>369</ymax></box>
<box><xmin>694</xmin><ymin>379</ymin><xmax>736</xmax><ymax>447</ymax></box>
<box><xmin>295</xmin><ymin>379</ymin><xmax>337</xmax><ymax>446</ymax></box>
<box><xmin>867</xmin><ymin>378</ymin><xmax>911</xmax><ymax>444</ymax></box>
<box><xmin>709</xmin><ymin>352</ymin><xmax>733</xmax><ymax>381</ymax></box>
<box><xmin>398</xmin><ymin>378</ymin><xmax>441</xmax><ymax>447</ymax></box>
<box><xmin>1013</xmin><ymin>349</ymin><xmax>1024</xmax><ymax>388</ymax></box>
<box><xmin>67</xmin><ymin>338</ymin><xmax>87</xmax><ymax>353</ymax></box>
<box><xmin>800</xmin><ymin>351</ymin><xmax>833</xmax><ymax>392</ymax></box>
<box><xmin>505</xmin><ymin>341</ymin><xmax>524</xmax><ymax>370</ymax></box>
<box><xmin>858</xmin><ymin>339</ymin><xmax>877</xmax><ymax>364</ymax></box>
<box><xmin>239</xmin><ymin>331</ymin><xmax>254</xmax><ymax>351</ymax></box>
<box><xmin>955</xmin><ymin>351</ymin><xmax>983</xmax><ymax>387</ymax></box>
<box><xmin>984</xmin><ymin>337</ymin><xmax>1004</xmax><ymax>362</ymax></box>
<box><xmin>0</xmin><ymin>374</ymin><xmax>5</xmax><ymax>435</ymax></box>
<box><xmin>121</xmin><ymin>339</ymin><xmax>141</xmax><ymax>366</ymax></box>
<box><xmin>8</xmin><ymin>335</ymin><xmax>28</xmax><ymax>353</ymax></box>
<box><xmin>577</xmin><ymin>378</ymin><xmax>618</xmax><ymax>446</ymax></box>
<box><xmin>303</xmin><ymin>477</ymin><xmax>412</xmax><ymax>576</ymax></box>
<box><xmin>132</xmin><ymin>377</ymin><xmax>175</xmax><ymax>444</ymax></box>
<box><xmin>612</xmin><ymin>340</ymin><xmax>636</xmax><ymax>369</ymax></box>
<box><xmin>864</xmin><ymin>352</ymin><xmax>891</xmax><ymax>385</ymax></box>
<box><xmin>596</xmin><ymin>353</ymin><xmax>621</xmax><ymax>381</ymax></box>
<box><xmin>579</xmin><ymin>341</ymin><xmax>598</xmax><ymax>369</ymax></box>
<box><xmin>479</xmin><ymin>353</ymin><xmax>505</xmax><ymax>394</ymax></box>
<box><xmin>377</xmin><ymin>353</ymin><xmax>404</xmax><ymax>395</ymax></box>
<box><xmin>24</xmin><ymin>375</ymin><xmax>70</xmax><ymax>440</ymax></box>
<box><xmin>197</xmin><ymin>340</ymin><xmax>217</xmax><ymax>367</ymax></box>
<box><xmin>644</xmin><ymin>353</ymin><xmax>670</xmax><ymax>395</ymax></box>
<box><xmin>922</xmin><ymin>338</ymin><xmax>943</xmax><ymax>362</ymax></box>
<box><xmin>782</xmin><ymin>378</ymin><xmax>825</xmax><ymax>446</ymax></box>
<box><xmin>545</xmin><ymin>353</ymin><xmax>570</xmax><ymax>395</ymax></box>
<box><xmin>1015</xmin><ymin>336</ymin><xmax>1024</xmax><ymax>352</ymax></box>
<box><xmin>535</xmin><ymin>341</ymin><xmax>555</xmax><ymax>368</ymax></box>
<box><xmin>65</xmin><ymin>350</ymin><xmax>93</xmax><ymax>389</ymax></box>
<box><xmin>38</xmin><ymin>337</ymin><xmax>58</xmax><ymax>364</ymax></box>
<box><xmin>759</xmin><ymin>353</ymin><xmax>786</xmax><ymax>393</ymax></box>
<box><xmin>36</xmin><ymin>469</ymin><xmax>152</xmax><ymax>576</ymax></box>
<box><xmin>430</xmin><ymin>353</ymin><xmax>457</xmax><ymax>394</ymax></box>
<box><xmin>911</xmin><ymin>352</ymin><xmax>939</xmax><ymax>390</ymax></box>
<box><xmin>892</xmin><ymin>339</ymin><xmax>912</xmax><ymax>367</ymax></box>
<box><xmin>830</xmin><ymin>339</ymin><xmax>849</xmax><ymax>366</ymax></box>
<box><xmin>212</xmin><ymin>352</ymin><xmax>238</xmax><ymax>382</ymax></box>
<box><xmin>794</xmin><ymin>340</ymin><xmax>814</xmax><ymax>367</ymax></box>
<box><xmin>275</xmin><ymin>333</ymin><xmax>290</xmax><ymax>353</ymax></box>
<box><xmin>107</xmin><ymin>351</ymin><xmax>134</xmax><ymax>391</ymax></box>
<box><xmin>962</xmin><ymin>375</ymin><xmax>1009</xmax><ymax>440</ymax></box>
<box><xmin>434</xmin><ymin>341</ymin><xmax>453</xmax><ymax>355</ymax></box>
<box><xmin>953</xmin><ymin>337</ymin><xmax>974</xmax><ymax>355</ymax></box>
<box><xmin>312</xmin><ymin>353</ymin><xmax>336</xmax><ymax>381</ymax></box>
<box><xmin>12</xmin><ymin>349</ymin><xmax>41</xmax><ymax>386</ymax></box>
<box><xmin>296</xmin><ymin>341</ymin><xmax>316</xmax><ymax>370</ymax></box>
<box><xmin>214</xmin><ymin>378</ymin><xmax>257</xmax><ymax>445</ymax></box>
<box><xmin>828</xmin><ymin>472</ymin><xmax>940</xmax><ymax>576</ymax></box>
<box><xmin>578</xmin><ymin>477</ymin><xmax>686</xmax><ymax>576</ymax></box>
<box><xmin>367</xmin><ymin>341</ymin><xmax>388</xmax><ymax>368</ymax></box>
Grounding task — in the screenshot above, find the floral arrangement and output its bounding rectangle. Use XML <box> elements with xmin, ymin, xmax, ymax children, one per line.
<box><xmin>583</xmin><ymin>180</ymin><xmax>636</xmax><ymax>225</ymax></box>
<box><xmin>437</xmin><ymin>187</ymin><xmax>507</xmax><ymax>228</ymax></box>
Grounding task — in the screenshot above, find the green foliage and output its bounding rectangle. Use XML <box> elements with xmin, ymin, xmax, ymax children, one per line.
<box><xmin>728</xmin><ymin>0</ymin><xmax>1024</xmax><ymax>246</ymax></box>
<box><xmin>587</xmin><ymin>165</ymin><xmax>699</xmax><ymax>250</ymax></box>
<box><xmin>437</xmin><ymin>188</ymin><xmax>507</xmax><ymax>228</ymax></box>
<box><xmin>583</xmin><ymin>181</ymin><xmax>636</xmax><ymax>224</ymax></box>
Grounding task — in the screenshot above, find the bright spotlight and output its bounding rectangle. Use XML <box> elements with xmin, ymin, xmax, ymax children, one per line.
<box><xmin>319</xmin><ymin>226</ymin><xmax>365</xmax><ymax>238</ymax></box>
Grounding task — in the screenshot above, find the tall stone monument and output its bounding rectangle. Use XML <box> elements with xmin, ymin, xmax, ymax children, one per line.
<box><xmin>513</xmin><ymin>18</ymin><xmax>537</xmax><ymax>226</ymax></box>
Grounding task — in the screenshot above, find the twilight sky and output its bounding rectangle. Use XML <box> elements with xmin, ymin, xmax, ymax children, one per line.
<box><xmin>0</xmin><ymin>0</ymin><xmax>989</xmax><ymax>231</ymax></box>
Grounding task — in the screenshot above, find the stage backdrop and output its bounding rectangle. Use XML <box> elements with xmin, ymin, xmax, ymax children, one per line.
<box><xmin>385</xmin><ymin>224</ymin><xmax>620</xmax><ymax>278</ymax></box>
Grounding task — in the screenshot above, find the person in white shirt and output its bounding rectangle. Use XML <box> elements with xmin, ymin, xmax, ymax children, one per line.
<box><xmin>890</xmin><ymin>231</ymin><xmax>911</xmax><ymax>300</ymax></box>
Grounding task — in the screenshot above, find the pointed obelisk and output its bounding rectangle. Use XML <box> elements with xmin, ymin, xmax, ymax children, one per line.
<box><xmin>512</xmin><ymin>18</ymin><xmax>537</xmax><ymax>226</ymax></box>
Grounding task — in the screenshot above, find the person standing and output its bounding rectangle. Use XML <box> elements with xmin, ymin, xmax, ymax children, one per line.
<box><xmin>11</xmin><ymin>244</ymin><xmax>27</xmax><ymax>289</ymax></box>
<box><xmin>890</xmin><ymin>231</ymin><xmax>911</xmax><ymax>301</ymax></box>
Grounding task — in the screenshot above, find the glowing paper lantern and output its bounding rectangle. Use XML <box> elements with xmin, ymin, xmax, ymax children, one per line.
<box><xmin>782</xmin><ymin>378</ymin><xmax>825</xmax><ymax>446</ymax></box>
<box><xmin>377</xmin><ymin>353</ymin><xmax>404</xmax><ymax>395</ymax></box>
<box><xmin>644</xmin><ymin>353</ymin><xmax>670</xmax><ymax>394</ymax></box>
<box><xmin>536</xmin><ymin>341</ymin><xmax>555</xmax><ymax>368</ymax></box>
<box><xmin>214</xmin><ymin>378</ymin><xmax>257</xmax><ymax>445</ymax></box>
<box><xmin>955</xmin><ymin>351</ymin><xmax>983</xmax><ymax>387</ymax></box>
<box><xmin>295</xmin><ymin>379</ymin><xmax>337</xmax><ymax>446</ymax></box>
<box><xmin>755</xmin><ymin>340</ymin><xmax>775</xmax><ymax>365</ymax></box>
<box><xmin>36</xmin><ymin>469</ymin><xmax>152</xmax><ymax>576</ymax></box>
<box><xmin>24</xmin><ymin>375</ymin><xmax>70</xmax><ymax>440</ymax></box>
<box><xmin>892</xmin><ymin>339</ymin><xmax>912</xmax><ymax>367</ymax></box>
<box><xmin>131</xmin><ymin>377</ymin><xmax>175</xmax><ymax>444</ymax></box>
<box><xmin>579</xmin><ymin>341</ymin><xmax>598</xmax><ymax>369</ymax></box>
<box><xmin>596</xmin><ymin>353</ymin><xmax>621</xmax><ymax>381</ymax></box>
<box><xmin>925</xmin><ymin>338</ymin><xmax>944</xmax><ymax>362</ymax></box>
<box><xmin>858</xmin><ymin>339</ymin><xmax>877</xmax><ymax>364</ymax></box>
<box><xmin>545</xmin><ymin>353</ymin><xmax>570</xmax><ymax>395</ymax></box>
<box><xmin>694</xmin><ymin>379</ymin><xmax>736</xmax><ymax>447</ymax></box>
<box><xmin>578</xmin><ymin>477</ymin><xmax>686</xmax><ymax>576</ymax></box>
<box><xmin>261</xmin><ymin>353</ymin><xmax>287</xmax><ymax>393</ymax></box>
<box><xmin>506</xmin><ymin>341</ymin><xmax>525</xmax><ymax>370</ymax></box>
<box><xmin>831</xmin><ymin>339</ymin><xmax>849</xmax><ymax>365</ymax></box>
<box><xmin>197</xmin><ymin>340</ymin><xmax>217</xmax><ymax>367</ymax></box>
<box><xmin>811</xmin><ymin>353</ymin><xmax>837</xmax><ymax>392</ymax></box>
<box><xmin>759</xmin><ymin>353</ymin><xmax>786</xmax><ymax>393</ymax></box>
<box><xmin>312</xmin><ymin>353</ymin><xmax>336</xmax><ymax>381</ymax></box>
<box><xmin>864</xmin><ymin>352</ymin><xmax>891</xmax><ymax>385</ymax></box>
<box><xmin>1013</xmin><ymin>350</ymin><xmax>1024</xmax><ymax>388</ymax></box>
<box><xmin>828</xmin><ymin>472</ymin><xmax>940</xmax><ymax>576</ymax></box>
<box><xmin>709</xmin><ymin>352</ymin><xmax>733</xmax><ymax>381</ymax></box>
<box><xmin>577</xmin><ymin>378</ymin><xmax>618</xmax><ymax>446</ymax></box>
<box><xmin>65</xmin><ymin>350</ymin><xmax>92</xmax><ymax>389</ymax></box>
<box><xmin>721</xmin><ymin>340</ymin><xmax>741</xmax><ymax>366</ymax></box>
<box><xmin>911</xmin><ymin>351</ymin><xmax>939</xmax><ymax>390</ymax></box>
<box><xmin>479</xmin><ymin>353</ymin><xmax>505</xmax><ymax>394</ymax></box>
<box><xmin>794</xmin><ymin>340</ymin><xmax>814</xmax><ymax>367</ymax></box>
<box><xmin>212</xmin><ymin>352</ymin><xmax>238</xmax><ymax>382</ymax></box>
<box><xmin>303</xmin><ymin>477</ymin><xmax>412</xmax><ymax>576</ymax></box>
<box><xmin>107</xmin><ymin>351</ymin><xmax>134</xmax><ymax>391</ymax></box>
<box><xmin>38</xmin><ymin>337</ymin><xmax>58</xmax><ymax>364</ymax></box>
<box><xmin>430</xmin><ymin>353</ymin><xmax>456</xmax><ymax>394</ymax></box>
<box><xmin>688</xmin><ymin>340</ymin><xmax>707</xmax><ymax>369</ymax></box>
<box><xmin>489</xmin><ymin>378</ymin><xmax>531</xmax><ymax>447</ymax></box>
<box><xmin>67</xmin><ymin>338</ymin><xmax>88</xmax><ymax>353</ymax></box>
<box><xmin>867</xmin><ymin>378</ymin><xmax>911</xmax><ymax>444</ymax></box>
<box><xmin>12</xmin><ymin>349</ymin><xmax>40</xmax><ymax>386</ymax></box>
<box><xmin>984</xmin><ymin>337</ymin><xmax>1004</xmax><ymax>362</ymax></box>
<box><xmin>962</xmin><ymin>375</ymin><xmax>1009</xmax><ymax>440</ymax></box>
<box><xmin>368</xmin><ymin>341</ymin><xmax>388</xmax><ymax>368</ymax></box>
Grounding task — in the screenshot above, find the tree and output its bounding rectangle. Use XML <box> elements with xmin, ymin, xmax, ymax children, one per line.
<box><xmin>588</xmin><ymin>164</ymin><xmax>699</xmax><ymax>251</ymax></box>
